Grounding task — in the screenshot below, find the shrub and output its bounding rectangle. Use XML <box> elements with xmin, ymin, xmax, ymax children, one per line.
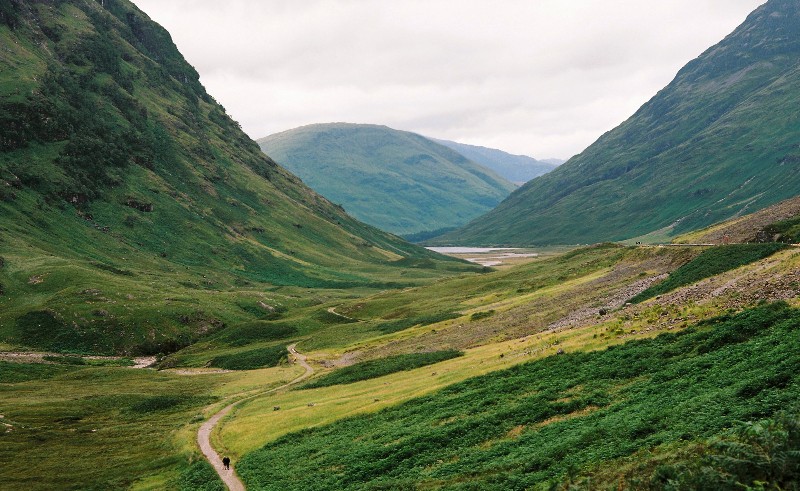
<box><xmin>376</xmin><ymin>312</ymin><xmax>460</xmax><ymax>334</ymax></box>
<box><xmin>216</xmin><ymin>322</ymin><xmax>297</xmax><ymax>347</ymax></box>
<box><xmin>470</xmin><ymin>310</ymin><xmax>496</xmax><ymax>321</ymax></box>
<box><xmin>176</xmin><ymin>460</ymin><xmax>225</xmax><ymax>491</ymax></box>
<box><xmin>302</xmin><ymin>350</ymin><xmax>463</xmax><ymax>389</ymax></box>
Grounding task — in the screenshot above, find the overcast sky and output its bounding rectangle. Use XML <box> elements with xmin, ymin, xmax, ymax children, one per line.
<box><xmin>133</xmin><ymin>0</ymin><xmax>765</xmax><ymax>160</ymax></box>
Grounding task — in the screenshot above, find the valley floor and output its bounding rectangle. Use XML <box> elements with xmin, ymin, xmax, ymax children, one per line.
<box><xmin>1</xmin><ymin>243</ymin><xmax>799</xmax><ymax>490</ymax></box>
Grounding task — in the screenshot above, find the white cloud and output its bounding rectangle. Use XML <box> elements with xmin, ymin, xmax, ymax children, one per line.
<box><xmin>133</xmin><ymin>0</ymin><xmax>766</xmax><ymax>159</ymax></box>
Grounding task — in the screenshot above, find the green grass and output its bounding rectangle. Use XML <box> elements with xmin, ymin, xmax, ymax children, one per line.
<box><xmin>630</xmin><ymin>243</ymin><xmax>787</xmax><ymax>303</ymax></box>
<box><xmin>302</xmin><ymin>350</ymin><xmax>464</xmax><ymax>389</ymax></box>
<box><xmin>0</xmin><ymin>364</ymin><xmax>226</xmax><ymax>490</ymax></box>
<box><xmin>0</xmin><ymin>361</ymin><xmax>73</xmax><ymax>383</ymax></box>
<box><xmin>209</xmin><ymin>345</ymin><xmax>288</xmax><ymax>370</ymax></box>
<box><xmin>238</xmin><ymin>302</ymin><xmax>800</xmax><ymax>490</ymax></box>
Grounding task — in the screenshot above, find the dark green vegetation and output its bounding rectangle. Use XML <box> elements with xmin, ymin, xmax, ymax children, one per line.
<box><xmin>258</xmin><ymin>123</ymin><xmax>516</xmax><ymax>235</ymax></box>
<box><xmin>239</xmin><ymin>303</ymin><xmax>800</xmax><ymax>490</ymax></box>
<box><xmin>302</xmin><ymin>350</ymin><xmax>463</xmax><ymax>389</ymax></box>
<box><xmin>640</xmin><ymin>412</ymin><xmax>800</xmax><ymax>490</ymax></box>
<box><xmin>375</xmin><ymin>311</ymin><xmax>460</xmax><ymax>334</ymax></box>
<box><xmin>631</xmin><ymin>243</ymin><xmax>788</xmax><ymax>303</ymax></box>
<box><xmin>177</xmin><ymin>460</ymin><xmax>226</xmax><ymax>491</ymax></box>
<box><xmin>209</xmin><ymin>345</ymin><xmax>287</xmax><ymax>370</ymax></box>
<box><xmin>431</xmin><ymin>137</ymin><xmax>559</xmax><ymax>185</ymax></box>
<box><xmin>0</xmin><ymin>361</ymin><xmax>73</xmax><ymax>383</ymax></box>
<box><xmin>763</xmin><ymin>215</ymin><xmax>800</xmax><ymax>243</ymax></box>
<box><xmin>565</xmin><ymin>411</ymin><xmax>800</xmax><ymax>490</ymax></box>
<box><xmin>0</xmin><ymin>363</ymin><xmax>224</xmax><ymax>490</ymax></box>
<box><xmin>437</xmin><ymin>0</ymin><xmax>800</xmax><ymax>245</ymax></box>
<box><xmin>0</xmin><ymin>0</ymin><xmax>476</xmax><ymax>355</ymax></box>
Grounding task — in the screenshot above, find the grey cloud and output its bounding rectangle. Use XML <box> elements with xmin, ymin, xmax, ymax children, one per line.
<box><xmin>134</xmin><ymin>0</ymin><xmax>765</xmax><ymax>158</ymax></box>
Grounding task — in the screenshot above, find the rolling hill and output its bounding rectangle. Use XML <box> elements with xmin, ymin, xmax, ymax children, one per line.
<box><xmin>436</xmin><ymin>0</ymin><xmax>800</xmax><ymax>246</ymax></box>
<box><xmin>258</xmin><ymin>123</ymin><xmax>517</xmax><ymax>235</ymax></box>
<box><xmin>0</xmin><ymin>0</ymin><xmax>470</xmax><ymax>355</ymax></box>
<box><xmin>431</xmin><ymin>137</ymin><xmax>560</xmax><ymax>184</ymax></box>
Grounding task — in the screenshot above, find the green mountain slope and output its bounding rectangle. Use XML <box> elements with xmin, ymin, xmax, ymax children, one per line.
<box><xmin>437</xmin><ymin>0</ymin><xmax>800</xmax><ymax>246</ymax></box>
<box><xmin>258</xmin><ymin>123</ymin><xmax>517</xmax><ymax>235</ymax></box>
<box><xmin>431</xmin><ymin>137</ymin><xmax>559</xmax><ymax>184</ymax></box>
<box><xmin>0</xmin><ymin>0</ymin><xmax>468</xmax><ymax>354</ymax></box>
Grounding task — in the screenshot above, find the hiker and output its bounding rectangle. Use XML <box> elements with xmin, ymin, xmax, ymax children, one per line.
<box><xmin>222</xmin><ymin>456</ymin><xmax>231</xmax><ymax>470</ymax></box>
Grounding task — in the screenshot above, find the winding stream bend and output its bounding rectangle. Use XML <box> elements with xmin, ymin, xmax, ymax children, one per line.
<box><xmin>197</xmin><ymin>344</ymin><xmax>314</xmax><ymax>491</ymax></box>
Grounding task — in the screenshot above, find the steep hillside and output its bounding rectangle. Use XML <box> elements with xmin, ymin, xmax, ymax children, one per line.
<box><xmin>676</xmin><ymin>195</ymin><xmax>800</xmax><ymax>244</ymax></box>
<box><xmin>258</xmin><ymin>123</ymin><xmax>516</xmax><ymax>235</ymax></box>
<box><xmin>438</xmin><ymin>0</ymin><xmax>800</xmax><ymax>246</ymax></box>
<box><xmin>0</xmin><ymin>0</ymin><xmax>469</xmax><ymax>355</ymax></box>
<box><xmin>431</xmin><ymin>137</ymin><xmax>559</xmax><ymax>184</ymax></box>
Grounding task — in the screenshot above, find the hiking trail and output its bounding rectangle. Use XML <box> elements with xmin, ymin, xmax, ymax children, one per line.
<box><xmin>197</xmin><ymin>344</ymin><xmax>313</xmax><ymax>491</ymax></box>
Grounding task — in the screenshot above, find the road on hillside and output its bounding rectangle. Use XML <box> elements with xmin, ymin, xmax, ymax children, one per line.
<box><xmin>197</xmin><ymin>344</ymin><xmax>314</xmax><ymax>491</ymax></box>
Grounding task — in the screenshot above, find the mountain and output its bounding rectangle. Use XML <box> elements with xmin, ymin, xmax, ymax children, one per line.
<box><xmin>436</xmin><ymin>0</ymin><xmax>800</xmax><ymax>246</ymax></box>
<box><xmin>0</xmin><ymin>0</ymin><xmax>469</xmax><ymax>355</ymax></box>
<box><xmin>430</xmin><ymin>138</ymin><xmax>559</xmax><ymax>184</ymax></box>
<box><xmin>258</xmin><ymin>123</ymin><xmax>517</xmax><ymax>235</ymax></box>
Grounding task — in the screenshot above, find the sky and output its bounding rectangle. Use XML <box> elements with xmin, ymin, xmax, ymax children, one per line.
<box><xmin>133</xmin><ymin>0</ymin><xmax>766</xmax><ymax>160</ymax></box>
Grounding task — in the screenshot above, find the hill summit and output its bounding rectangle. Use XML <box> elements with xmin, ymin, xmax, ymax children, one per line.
<box><xmin>258</xmin><ymin>123</ymin><xmax>516</xmax><ymax>236</ymax></box>
<box><xmin>437</xmin><ymin>0</ymin><xmax>800</xmax><ymax>245</ymax></box>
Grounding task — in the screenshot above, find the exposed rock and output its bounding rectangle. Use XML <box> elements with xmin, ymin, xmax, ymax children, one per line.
<box><xmin>124</xmin><ymin>198</ymin><xmax>154</xmax><ymax>212</ymax></box>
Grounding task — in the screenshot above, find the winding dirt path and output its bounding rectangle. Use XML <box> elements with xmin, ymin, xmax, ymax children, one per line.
<box><xmin>197</xmin><ymin>344</ymin><xmax>314</xmax><ymax>491</ymax></box>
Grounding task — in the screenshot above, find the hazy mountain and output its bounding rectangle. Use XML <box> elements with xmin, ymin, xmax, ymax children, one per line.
<box><xmin>435</xmin><ymin>0</ymin><xmax>800</xmax><ymax>245</ymax></box>
<box><xmin>0</xmin><ymin>0</ymin><xmax>464</xmax><ymax>354</ymax></box>
<box><xmin>258</xmin><ymin>123</ymin><xmax>516</xmax><ymax>235</ymax></box>
<box><xmin>430</xmin><ymin>138</ymin><xmax>559</xmax><ymax>184</ymax></box>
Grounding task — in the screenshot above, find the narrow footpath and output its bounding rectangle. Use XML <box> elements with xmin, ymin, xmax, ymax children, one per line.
<box><xmin>197</xmin><ymin>344</ymin><xmax>314</xmax><ymax>491</ymax></box>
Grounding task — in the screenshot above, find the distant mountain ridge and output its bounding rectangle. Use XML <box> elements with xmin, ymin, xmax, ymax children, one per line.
<box><xmin>258</xmin><ymin>123</ymin><xmax>516</xmax><ymax>235</ymax></box>
<box><xmin>436</xmin><ymin>0</ymin><xmax>800</xmax><ymax>246</ymax></box>
<box><xmin>430</xmin><ymin>138</ymin><xmax>560</xmax><ymax>184</ymax></box>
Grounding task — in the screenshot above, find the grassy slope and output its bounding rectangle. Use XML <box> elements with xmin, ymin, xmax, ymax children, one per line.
<box><xmin>436</xmin><ymin>0</ymin><xmax>800</xmax><ymax>246</ymax></box>
<box><xmin>258</xmin><ymin>123</ymin><xmax>517</xmax><ymax>235</ymax></box>
<box><xmin>0</xmin><ymin>357</ymin><xmax>315</xmax><ymax>490</ymax></box>
<box><xmin>0</xmin><ymin>1</ymin><xmax>476</xmax><ymax>354</ymax></box>
<box><xmin>4</xmin><ymin>234</ymin><xmax>799</xmax><ymax>489</ymax></box>
<box><xmin>238</xmin><ymin>303</ymin><xmax>800</xmax><ymax>490</ymax></box>
<box><xmin>220</xmin><ymin>216</ymin><xmax>800</xmax><ymax>486</ymax></box>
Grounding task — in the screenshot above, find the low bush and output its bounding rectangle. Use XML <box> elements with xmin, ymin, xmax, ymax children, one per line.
<box><xmin>216</xmin><ymin>322</ymin><xmax>297</xmax><ymax>347</ymax></box>
<box><xmin>0</xmin><ymin>361</ymin><xmax>74</xmax><ymax>383</ymax></box>
<box><xmin>376</xmin><ymin>312</ymin><xmax>460</xmax><ymax>334</ymax></box>
<box><xmin>302</xmin><ymin>350</ymin><xmax>463</xmax><ymax>389</ymax></box>
<box><xmin>209</xmin><ymin>345</ymin><xmax>287</xmax><ymax>370</ymax></box>
<box><xmin>176</xmin><ymin>460</ymin><xmax>225</xmax><ymax>491</ymax></box>
<box><xmin>128</xmin><ymin>395</ymin><xmax>184</xmax><ymax>413</ymax></box>
<box><xmin>470</xmin><ymin>310</ymin><xmax>495</xmax><ymax>321</ymax></box>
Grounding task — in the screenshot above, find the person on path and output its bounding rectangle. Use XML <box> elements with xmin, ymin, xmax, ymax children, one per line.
<box><xmin>222</xmin><ymin>456</ymin><xmax>231</xmax><ymax>470</ymax></box>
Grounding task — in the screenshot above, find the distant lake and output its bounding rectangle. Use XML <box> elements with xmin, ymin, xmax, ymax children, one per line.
<box><xmin>427</xmin><ymin>247</ymin><xmax>538</xmax><ymax>267</ymax></box>
<box><xmin>426</xmin><ymin>247</ymin><xmax>515</xmax><ymax>254</ymax></box>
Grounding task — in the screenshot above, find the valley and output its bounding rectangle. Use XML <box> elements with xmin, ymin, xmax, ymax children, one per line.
<box><xmin>3</xmin><ymin>227</ymin><xmax>798</xmax><ymax>489</ymax></box>
<box><xmin>1</xmin><ymin>0</ymin><xmax>799</xmax><ymax>490</ymax></box>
